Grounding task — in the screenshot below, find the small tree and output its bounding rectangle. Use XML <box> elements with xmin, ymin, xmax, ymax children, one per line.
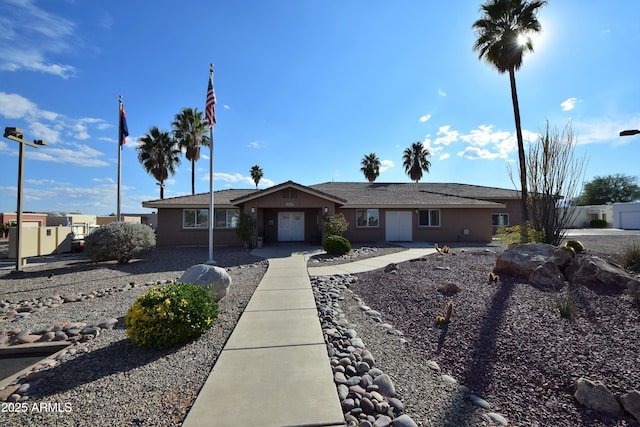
<box><xmin>85</xmin><ymin>222</ymin><xmax>156</xmax><ymax>264</ymax></box>
<box><xmin>518</xmin><ymin>120</ymin><xmax>587</xmax><ymax>246</ymax></box>
<box><xmin>235</xmin><ymin>213</ymin><xmax>255</xmax><ymax>248</ymax></box>
<box><xmin>576</xmin><ymin>174</ymin><xmax>640</xmax><ymax>205</ymax></box>
<box><xmin>323</xmin><ymin>213</ymin><xmax>348</xmax><ymax>237</ymax></box>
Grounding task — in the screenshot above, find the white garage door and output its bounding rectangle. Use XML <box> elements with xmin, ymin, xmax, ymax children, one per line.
<box><xmin>385</xmin><ymin>211</ymin><xmax>412</xmax><ymax>241</ymax></box>
<box><xmin>278</xmin><ymin>212</ymin><xmax>305</xmax><ymax>241</ymax></box>
<box><xmin>620</xmin><ymin>211</ymin><xmax>640</xmax><ymax>230</ymax></box>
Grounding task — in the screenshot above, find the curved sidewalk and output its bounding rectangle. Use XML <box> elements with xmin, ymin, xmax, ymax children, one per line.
<box><xmin>183</xmin><ymin>243</ymin><xmax>436</xmax><ymax>427</ymax></box>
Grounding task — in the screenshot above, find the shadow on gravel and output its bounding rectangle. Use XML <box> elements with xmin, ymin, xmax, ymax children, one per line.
<box><xmin>440</xmin><ymin>277</ymin><xmax>516</xmax><ymax>427</ymax></box>
<box><xmin>25</xmin><ymin>326</ymin><xmax>174</xmax><ymax>399</ymax></box>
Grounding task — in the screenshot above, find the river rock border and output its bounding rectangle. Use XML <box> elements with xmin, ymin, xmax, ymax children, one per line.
<box><xmin>312</xmin><ymin>274</ymin><xmax>511</xmax><ymax>427</ymax></box>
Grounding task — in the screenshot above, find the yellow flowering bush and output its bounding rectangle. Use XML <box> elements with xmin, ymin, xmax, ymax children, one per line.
<box><xmin>125</xmin><ymin>283</ymin><xmax>219</xmax><ymax>349</ymax></box>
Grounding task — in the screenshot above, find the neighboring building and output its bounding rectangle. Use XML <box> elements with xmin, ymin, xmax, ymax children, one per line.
<box><xmin>142</xmin><ymin>181</ymin><xmax>523</xmax><ymax>247</ymax></box>
<box><xmin>0</xmin><ymin>212</ymin><xmax>47</xmax><ymax>228</ymax></box>
<box><xmin>564</xmin><ymin>204</ymin><xmax>614</xmax><ymax>228</ymax></box>
<box><xmin>613</xmin><ymin>202</ymin><xmax>640</xmax><ymax>230</ymax></box>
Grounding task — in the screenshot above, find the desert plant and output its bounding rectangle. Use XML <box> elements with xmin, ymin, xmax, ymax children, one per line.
<box><xmin>553</xmin><ymin>291</ymin><xmax>576</xmax><ymax>320</ymax></box>
<box><xmin>435</xmin><ymin>301</ymin><xmax>454</xmax><ymax>325</ymax></box>
<box><xmin>323</xmin><ymin>235</ymin><xmax>351</xmax><ymax>256</ymax></box>
<box><xmin>494</xmin><ymin>222</ymin><xmax>542</xmax><ymax>244</ymax></box>
<box><xmin>323</xmin><ymin>213</ymin><xmax>348</xmax><ymax>237</ymax></box>
<box><xmin>125</xmin><ymin>283</ymin><xmax>219</xmax><ymax>349</ymax></box>
<box><xmin>235</xmin><ymin>213</ymin><xmax>255</xmax><ymax>247</ymax></box>
<box><xmin>84</xmin><ymin>222</ymin><xmax>156</xmax><ymax>264</ymax></box>
<box><xmin>565</xmin><ymin>240</ymin><xmax>585</xmax><ymax>253</ymax></box>
<box><xmin>621</xmin><ymin>239</ymin><xmax>640</xmax><ymax>272</ymax></box>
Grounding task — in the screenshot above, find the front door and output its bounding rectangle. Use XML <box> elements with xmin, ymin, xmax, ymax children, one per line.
<box><xmin>278</xmin><ymin>212</ymin><xmax>305</xmax><ymax>241</ymax></box>
<box><xmin>385</xmin><ymin>211</ymin><xmax>412</xmax><ymax>241</ymax></box>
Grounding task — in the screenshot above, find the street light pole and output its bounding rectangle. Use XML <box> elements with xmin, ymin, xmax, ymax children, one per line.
<box><xmin>620</xmin><ymin>129</ymin><xmax>640</xmax><ymax>137</ymax></box>
<box><xmin>4</xmin><ymin>127</ymin><xmax>48</xmax><ymax>271</ymax></box>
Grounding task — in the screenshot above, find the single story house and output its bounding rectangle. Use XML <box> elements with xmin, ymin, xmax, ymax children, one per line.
<box><xmin>142</xmin><ymin>181</ymin><xmax>523</xmax><ymax>246</ymax></box>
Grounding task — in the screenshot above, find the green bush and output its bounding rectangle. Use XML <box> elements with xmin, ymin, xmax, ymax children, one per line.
<box><xmin>84</xmin><ymin>222</ymin><xmax>156</xmax><ymax>264</ymax></box>
<box><xmin>589</xmin><ymin>219</ymin><xmax>608</xmax><ymax>228</ymax></box>
<box><xmin>323</xmin><ymin>213</ymin><xmax>349</xmax><ymax>237</ymax></box>
<box><xmin>235</xmin><ymin>213</ymin><xmax>255</xmax><ymax>246</ymax></box>
<box><xmin>323</xmin><ymin>235</ymin><xmax>351</xmax><ymax>256</ymax></box>
<box><xmin>494</xmin><ymin>222</ymin><xmax>543</xmax><ymax>244</ymax></box>
<box><xmin>621</xmin><ymin>239</ymin><xmax>640</xmax><ymax>272</ymax></box>
<box><xmin>125</xmin><ymin>283</ymin><xmax>219</xmax><ymax>349</ymax></box>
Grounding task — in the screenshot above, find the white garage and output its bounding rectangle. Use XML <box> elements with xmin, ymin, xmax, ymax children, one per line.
<box><xmin>613</xmin><ymin>202</ymin><xmax>640</xmax><ymax>230</ymax></box>
<box><xmin>385</xmin><ymin>211</ymin><xmax>412</xmax><ymax>241</ymax></box>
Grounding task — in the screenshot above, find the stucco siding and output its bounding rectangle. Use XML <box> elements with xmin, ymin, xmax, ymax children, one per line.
<box><xmin>156</xmin><ymin>208</ymin><xmax>242</xmax><ymax>247</ymax></box>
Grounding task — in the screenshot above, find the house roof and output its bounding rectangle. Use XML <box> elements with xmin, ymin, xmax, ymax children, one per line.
<box><xmin>142</xmin><ymin>189</ymin><xmax>255</xmax><ymax>209</ymax></box>
<box><xmin>230</xmin><ymin>180</ymin><xmax>347</xmax><ymax>205</ymax></box>
<box><xmin>142</xmin><ymin>181</ymin><xmax>517</xmax><ymax>209</ymax></box>
<box><xmin>309</xmin><ymin>182</ymin><xmax>511</xmax><ymax>208</ymax></box>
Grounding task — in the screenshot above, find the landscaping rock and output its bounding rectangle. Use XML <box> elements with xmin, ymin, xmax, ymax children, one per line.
<box><xmin>573</xmin><ymin>377</ymin><xmax>622</xmax><ymax>415</ymax></box>
<box><xmin>494</xmin><ymin>243</ymin><xmax>572</xmax><ymax>279</ymax></box>
<box><xmin>565</xmin><ymin>255</ymin><xmax>640</xmax><ymax>290</ymax></box>
<box><xmin>178</xmin><ymin>264</ymin><xmax>232</xmax><ymax>301</ymax></box>
<box><xmin>620</xmin><ymin>390</ymin><xmax>640</xmax><ymax>422</ymax></box>
<box><xmin>529</xmin><ymin>261</ymin><xmax>566</xmax><ymax>291</ymax></box>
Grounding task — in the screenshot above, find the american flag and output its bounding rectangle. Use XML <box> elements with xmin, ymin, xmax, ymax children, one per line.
<box><xmin>205</xmin><ymin>69</ymin><xmax>216</xmax><ymax>128</ymax></box>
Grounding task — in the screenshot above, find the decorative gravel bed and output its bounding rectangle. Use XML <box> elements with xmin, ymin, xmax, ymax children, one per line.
<box><xmin>1</xmin><ymin>236</ymin><xmax>637</xmax><ymax>426</ymax></box>
<box><xmin>346</xmin><ymin>236</ymin><xmax>640</xmax><ymax>426</ymax></box>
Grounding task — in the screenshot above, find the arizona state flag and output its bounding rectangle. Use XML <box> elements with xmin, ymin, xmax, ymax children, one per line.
<box><xmin>119</xmin><ymin>103</ymin><xmax>129</xmax><ymax>146</ymax></box>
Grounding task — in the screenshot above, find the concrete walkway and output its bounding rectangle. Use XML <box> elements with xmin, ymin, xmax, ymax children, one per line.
<box><xmin>183</xmin><ymin>243</ymin><xmax>436</xmax><ymax>427</ymax></box>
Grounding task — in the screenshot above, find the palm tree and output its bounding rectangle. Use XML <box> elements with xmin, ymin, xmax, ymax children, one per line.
<box><xmin>172</xmin><ymin>107</ymin><xmax>210</xmax><ymax>195</ymax></box>
<box><xmin>360</xmin><ymin>153</ymin><xmax>381</xmax><ymax>183</ymax></box>
<box><xmin>402</xmin><ymin>141</ymin><xmax>431</xmax><ymax>184</ymax></box>
<box><xmin>473</xmin><ymin>0</ymin><xmax>547</xmax><ymax>230</ymax></box>
<box><xmin>250</xmin><ymin>165</ymin><xmax>263</xmax><ymax>189</ymax></box>
<box><xmin>137</xmin><ymin>126</ymin><xmax>181</xmax><ymax>199</ymax></box>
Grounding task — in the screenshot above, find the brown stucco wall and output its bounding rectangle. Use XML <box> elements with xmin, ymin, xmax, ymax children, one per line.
<box><xmin>156</xmin><ymin>208</ymin><xmax>242</xmax><ymax>247</ymax></box>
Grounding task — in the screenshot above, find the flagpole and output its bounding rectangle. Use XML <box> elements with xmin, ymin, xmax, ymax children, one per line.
<box><xmin>207</xmin><ymin>64</ymin><xmax>216</xmax><ymax>264</ymax></box>
<box><xmin>117</xmin><ymin>95</ymin><xmax>123</xmax><ymax>222</ymax></box>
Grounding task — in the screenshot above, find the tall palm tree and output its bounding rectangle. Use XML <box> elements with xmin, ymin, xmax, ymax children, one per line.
<box><xmin>172</xmin><ymin>107</ymin><xmax>210</xmax><ymax>195</ymax></box>
<box><xmin>137</xmin><ymin>127</ymin><xmax>181</xmax><ymax>199</ymax></box>
<box><xmin>250</xmin><ymin>165</ymin><xmax>263</xmax><ymax>189</ymax></box>
<box><xmin>360</xmin><ymin>153</ymin><xmax>381</xmax><ymax>183</ymax></box>
<box><xmin>473</xmin><ymin>0</ymin><xmax>547</xmax><ymax>230</ymax></box>
<box><xmin>402</xmin><ymin>141</ymin><xmax>431</xmax><ymax>184</ymax></box>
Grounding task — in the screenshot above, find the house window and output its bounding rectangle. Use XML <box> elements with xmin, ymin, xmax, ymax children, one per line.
<box><xmin>215</xmin><ymin>209</ymin><xmax>239</xmax><ymax>229</ymax></box>
<box><xmin>356</xmin><ymin>209</ymin><xmax>379</xmax><ymax>228</ymax></box>
<box><xmin>183</xmin><ymin>209</ymin><xmax>208</xmax><ymax>229</ymax></box>
<box><xmin>492</xmin><ymin>213</ymin><xmax>509</xmax><ymax>227</ymax></box>
<box><xmin>419</xmin><ymin>210</ymin><xmax>440</xmax><ymax>227</ymax></box>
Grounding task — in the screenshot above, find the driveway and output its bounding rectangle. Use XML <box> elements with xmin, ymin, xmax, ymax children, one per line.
<box><xmin>565</xmin><ymin>228</ymin><xmax>640</xmax><ymax>237</ymax></box>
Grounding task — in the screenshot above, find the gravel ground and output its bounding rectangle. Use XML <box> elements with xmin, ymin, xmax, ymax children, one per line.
<box><xmin>0</xmin><ymin>246</ymin><xmax>267</xmax><ymax>426</ymax></box>
<box><xmin>346</xmin><ymin>235</ymin><xmax>640</xmax><ymax>426</ymax></box>
<box><xmin>1</xmin><ymin>235</ymin><xmax>638</xmax><ymax>426</ymax></box>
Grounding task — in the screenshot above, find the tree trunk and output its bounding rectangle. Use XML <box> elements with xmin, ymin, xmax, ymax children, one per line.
<box><xmin>191</xmin><ymin>159</ymin><xmax>196</xmax><ymax>195</ymax></box>
<box><xmin>509</xmin><ymin>68</ymin><xmax>529</xmax><ymax>241</ymax></box>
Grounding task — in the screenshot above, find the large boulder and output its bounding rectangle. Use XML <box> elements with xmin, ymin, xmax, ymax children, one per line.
<box><xmin>620</xmin><ymin>390</ymin><xmax>640</xmax><ymax>423</ymax></box>
<box><xmin>564</xmin><ymin>256</ymin><xmax>640</xmax><ymax>290</ymax></box>
<box><xmin>178</xmin><ymin>264</ymin><xmax>232</xmax><ymax>301</ymax></box>
<box><xmin>529</xmin><ymin>261</ymin><xmax>566</xmax><ymax>291</ymax></box>
<box><xmin>573</xmin><ymin>377</ymin><xmax>622</xmax><ymax>416</ymax></box>
<box><xmin>494</xmin><ymin>243</ymin><xmax>572</xmax><ymax>279</ymax></box>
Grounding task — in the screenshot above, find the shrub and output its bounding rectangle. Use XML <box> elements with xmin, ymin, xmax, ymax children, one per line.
<box><xmin>84</xmin><ymin>222</ymin><xmax>156</xmax><ymax>264</ymax></box>
<box><xmin>323</xmin><ymin>235</ymin><xmax>351</xmax><ymax>256</ymax></box>
<box><xmin>494</xmin><ymin>222</ymin><xmax>543</xmax><ymax>244</ymax></box>
<box><xmin>235</xmin><ymin>213</ymin><xmax>255</xmax><ymax>247</ymax></box>
<box><xmin>589</xmin><ymin>219</ymin><xmax>608</xmax><ymax>228</ymax></box>
<box><xmin>621</xmin><ymin>239</ymin><xmax>640</xmax><ymax>272</ymax></box>
<box><xmin>565</xmin><ymin>240</ymin><xmax>585</xmax><ymax>253</ymax></box>
<box><xmin>323</xmin><ymin>213</ymin><xmax>349</xmax><ymax>237</ymax></box>
<box><xmin>553</xmin><ymin>291</ymin><xmax>576</xmax><ymax>320</ymax></box>
<box><xmin>125</xmin><ymin>283</ymin><xmax>219</xmax><ymax>349</ymax></box>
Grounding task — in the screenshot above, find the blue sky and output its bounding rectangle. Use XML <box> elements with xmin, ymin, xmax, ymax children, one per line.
<box><xmin>1</xmin><ymin>0</ymin><xmax>639</xmax><ymax>215</ymax></box>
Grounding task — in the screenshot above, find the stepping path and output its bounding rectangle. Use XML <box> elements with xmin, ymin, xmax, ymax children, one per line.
<box><xmin>183</xmin><ymin>246</ymin><xmax>345</xmax><ymax>427</ymax></box>
<box><xmin>184</xmin><ymin>243</ymin><xmax>437</xmax><ymax>427</ymax></box>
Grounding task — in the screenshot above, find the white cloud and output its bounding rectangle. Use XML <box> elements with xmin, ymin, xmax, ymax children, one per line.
<box><xmin>561</xmin><ymin>97</ymin><xmax>576</xmax><ymax>111</ymax></box>
<box><xmin>0</xmin><ymin>0</ymin><xmax>77</xmax><ymax>78</ymax></box>
<box><xmin>203</xmin><ymin>172</ymin><xmax>275</xmax><ymax>188</ymax></box>
<box><xmin>419</xmin><ymin>114</ymin><xmax>431</xmax><ymax>123</ymax></box>
<box><xmin>29</xmin><ymin>122</ymin><xmax>61</xmax><ymax>144</ymax></box>
<box><xmin>223</xmin><ymin>105</ymin><xmax>231</xmax><ymax>110</ymax></box>
<box><xmin>248</xmin><ymin>141</ymin><xmax>261</xmax><ymax>149</ymax></box>
<box><xmin>438</xmin><ymin>88</ymin><xmax>447</xmax><ymax>97</ymax></box>
<box><xmin>439</xmin><ymin>153</ymin><xmax>451</xmax><ymax>160</ymax></box>
<box><xmin>433</xmin><ymin>125</ymin><xmax>459</xmax><ymax>146</ymax></box>
<box><xmin>379</xmin><ymin>160</ymin><xmax>394</xmax><ymax>172</ymax></box>
<box><xmin>27</xmin><ymin>143</ymin><xmax>109</xmax><ymax>167</ymax></box>
<box><xmin>457</xmin><ymin>146</ymin><xmax>501</xmax><ymax>160</ymax></box>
